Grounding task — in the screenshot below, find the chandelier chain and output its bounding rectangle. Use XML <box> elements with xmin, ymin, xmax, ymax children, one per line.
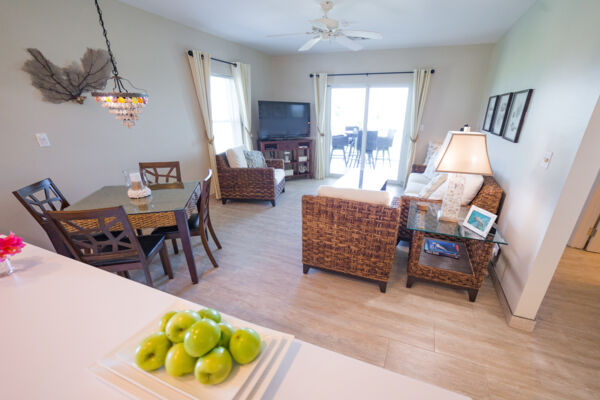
<box><xmin>94</xmin><ymin>0</ymin><xmax>119</xmax><ymax>79</ymax></box>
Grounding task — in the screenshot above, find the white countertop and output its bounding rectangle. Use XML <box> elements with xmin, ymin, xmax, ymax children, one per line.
<box><xmin>0</xmin><ymin>244</ymin><xmax>468</xmax><ymax>399</ymax></box>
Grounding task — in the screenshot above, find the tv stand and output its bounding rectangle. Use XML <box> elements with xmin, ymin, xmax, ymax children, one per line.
<box><xmin>259</xmin><ymin>138</ymin><xmax>313</xmax><ymax>180</ymax></box>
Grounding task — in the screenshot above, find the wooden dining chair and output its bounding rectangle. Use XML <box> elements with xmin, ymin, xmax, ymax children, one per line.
<box><xmin>139</xmin><ymin>161</ymin><xmax>182</xmax><ymax>185</ymax></box>
<box><xmin>152</xmin><ymin>169</ymin><xmax>222</xmax><ymax>268</ymax></box>
<box><xmin>46</xmin><ymin>206</ymin><xmax>173</xmax><ymax>287</ymax></box>
<box><xmin>13</xmin><ymin>178</ymin><xmax>71</xmax><ymax>256</ymax></box>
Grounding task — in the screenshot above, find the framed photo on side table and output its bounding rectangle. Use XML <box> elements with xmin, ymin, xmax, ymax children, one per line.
<box><xmin>503</xmin><ymin>89</ymin><xmax>533</xmax><ymax>143</ymax></box>
<box><xmin>482</xmin><ymin>95</ymin><xmax>498</xmax><ymax>133</ymax></box>
<box><xmin>463</xmin><ymin>205</ymin><xmax>497</xmax><ymax>238</ymax></box>
<box><xmin>490</xmin><ymin>92</ymin><xmax>513</xmax><ymax>136</ymax></box>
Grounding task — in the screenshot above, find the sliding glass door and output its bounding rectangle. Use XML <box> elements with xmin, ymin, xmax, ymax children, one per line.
<box><xmin>328</xmin><ymin>85</ymin><xmax>410</xmax><ymax>182</ymax></box>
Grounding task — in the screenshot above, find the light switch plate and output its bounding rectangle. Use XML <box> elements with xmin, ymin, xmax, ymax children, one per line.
<box><xmin>540</xmin><ymin>151</ymin><xmax>553</xmax><ymax>169</ymax></box>
<box><xmin>35</xmin><ymin>133</ymin><xmax>51</xmax><ymax>147</ymax></box>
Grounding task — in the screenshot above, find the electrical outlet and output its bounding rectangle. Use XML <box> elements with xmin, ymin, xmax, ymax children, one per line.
<box><xmin>540</xmin><ymin>151</ymin><xmax>553</xmax><ymax>169</ymax></box>
<box><xmin>35</xmin><ymin>133</ymin><xmax>51</xmax><ymax>147</ymax></box>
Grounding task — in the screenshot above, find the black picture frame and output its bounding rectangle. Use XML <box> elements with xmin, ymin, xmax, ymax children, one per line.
<box><xmin>490</xmin><ymin>92</ymin><xmax>513</xmax><ymax>136</ymax></box>
<box><xmin>482</xmin><ymin>95</ymin><xmax>498</xmax><ymax>133</ymax></box>
<box><xmin>502</xmin><ymin>89</ymin><xmax>533</xmax><ymax>143</ymax></box>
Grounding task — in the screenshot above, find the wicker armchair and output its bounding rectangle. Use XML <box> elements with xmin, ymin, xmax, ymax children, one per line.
<box><xmin>215</xmin><ymin>153</ymin><xmax>286</xmax><ymax>206</ymax></box>
<box><xmin>302</xmin><ymin>195</ymin><xmax>401</xmax><ymax>292</ymax></box>
<box><xmin>396</xmin><ymin>164</ymin><xmax>504</xmax><ymax>242</ymax></box>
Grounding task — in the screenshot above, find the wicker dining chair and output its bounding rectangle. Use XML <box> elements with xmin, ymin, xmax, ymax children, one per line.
<box><xmin>139</xmin><ymin>161</ymin><xmax>183</xmax><ymax>253</ymax></box>
<box><xmin>46</xmin><ymin>206</ymin><xmax>173</xmax><ymax>287</ymax></box>
<box><xmin>13</xmin><ymin>178</ymin><xmax>71</xmax><ymax>256</ymax></box>
<box><xmin>139</xmin><ymin>161</ymin><xmax>182</xmax><ymax>185</ymax></box>
<box><xmin>152</xmin><ymin>169</ymin><xmax>222</xmax><ymax>268</ymax></box>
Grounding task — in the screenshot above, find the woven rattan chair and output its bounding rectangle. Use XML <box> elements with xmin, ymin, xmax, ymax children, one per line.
<box><xmin>216</xmin><ymin>153</ymin><xmax>285</xmax><ymax>206</ymax></box>
<box><xmin>152</xmin><ymin>169</ymin><xmax>222</xmax><ymax>268</ymax></box>
<box><xmin>302</xmin><ymin>195</ymin><xmax>401</xmax><ymax>292</ymax></box>
<box><xmin>396</xmin><ymin>164</ymin><xmax>504</xmax><ymax>243</ymax></box>
<box><xmin>46</xmin><ymin>206</ymin><xmax>173</xmax><ymax>287</ymax></box>
<box><xmin>139</xmin><ymin>161</ymin><xmax>182</xmax><ymax>186</ymax></box>
<box><xmin>13</xmin><ymin>178</ymin><xmax>71</xmax><ymax>256</ymax></box>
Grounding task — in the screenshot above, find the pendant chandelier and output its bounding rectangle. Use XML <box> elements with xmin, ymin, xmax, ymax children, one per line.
<box><xmin>91</xmin><ymin>0</ymin><xmax>148</xmax><ymax>128</ymax></box>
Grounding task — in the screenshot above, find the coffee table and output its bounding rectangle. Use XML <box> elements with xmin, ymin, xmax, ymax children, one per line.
<box><xmin>406</xmin><ymin>201</ymin><xmax>507</xmax><ymax>301</ymax></box>
<box><xmin>333</xmin><ymin>168</ymin><xmax>389</xmax><ymax>191</ymax></box>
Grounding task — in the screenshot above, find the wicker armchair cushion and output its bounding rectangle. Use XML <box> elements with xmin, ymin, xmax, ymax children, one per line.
<box><xmin>226</xmin><ymin>146</ymin><xmax>248</xmax><ymax>168</ymax></box>
<box><xmin>317</xmin><ymin>185</ymin><xmax>391</xmax><ymax>205</ymax></box>
<box><xmin>274</xmin><ymin>169</ymin><xmax>285</xmax><ymax>184</ymax></box>
<box><xmin>405</xmin><ymin>173</ymin><xmax>431</xmax><ymax>195</ymax></box>
<box><xmin>429</xmin><ymin>174</ymin><xmax>484</xmax><ymax>204</ymax></box>
<box><xmin>244</xmin><ymin>150</ymin><xmax>267</xmax><ymax>168</ymax></box>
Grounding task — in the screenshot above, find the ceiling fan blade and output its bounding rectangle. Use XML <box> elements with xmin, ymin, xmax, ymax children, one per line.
<box><xmin>298</xmin><ymin>36</ymin><xmax>321</xmax><ymax>52</ymax></box>
<box><xmin>341</xmin><ymin>30</ymin><xmax>382</xmax><ymax>40</ymax></box>
<box><xmin>267</xmin><ymin>32</ymin><xmax>314</xmax><ymax>38</ymax></box>
<box><xmin>335</xmin><ymin>34</ymin><xmax>362</xmax><ymax>51</ymax></box>
<box><xmin>311</xmin><ymin>19</ymin><xmax>329</xmax><ymax>31</ymax></box>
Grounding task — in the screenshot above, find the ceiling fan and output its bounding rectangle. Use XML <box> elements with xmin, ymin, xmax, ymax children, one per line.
<box><xmin>268</xmin><ymin>1</ymin><xmax>382</xmax><ymax>52</ymax></box>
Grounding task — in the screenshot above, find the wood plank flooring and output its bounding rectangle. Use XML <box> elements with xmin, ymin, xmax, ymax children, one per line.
<box><xmin>133</xmin><ymin>178</ymin><xmax>599</xmax><ymax>399</ymax></box>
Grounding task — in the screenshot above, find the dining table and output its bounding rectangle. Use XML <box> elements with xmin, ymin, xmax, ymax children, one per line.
<box><xmin>0</xmin><ymin>243</ymin><xmax>469</xmax><ymax>400</ymax></box>
<box><xmin>66</xmin><ymin>181</ymin><xmax>202</xmax><ymax>283</ymax></box>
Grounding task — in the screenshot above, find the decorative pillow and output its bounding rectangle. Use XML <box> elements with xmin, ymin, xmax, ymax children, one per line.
<box><xmin>424</xmin><ymin>141</ymin><xmax>442</xmax><ymax>164</ymax></box>
<box><xmin>244</xmin><ymin>150</ymin><xmax>267</xmax><ymax>168</ymax></box>
<box><xmin>317</xmin><ymin>186</ymin><xmax>391</xmax><ymax>206</ymax></box>
<box><xmin>226</xmin><ymin>145</ymin><xmax>248</xmax><ymax>168</ymax></box>
<box><xmin>422</xmin><ymin>132</ymin><xmax>454</xmax><ymax>179</ymax></box>
<box><xmin>418</xmin><ymin>174</ymin><xmax>448</xmax><ymax>198</ymax></box>
<box><xmin>429</xmin><ymin>174</ymin><xmax>484</xmax><ymax>204</ymax></box>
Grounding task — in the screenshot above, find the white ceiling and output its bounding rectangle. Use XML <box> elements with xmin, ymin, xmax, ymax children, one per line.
<box><xmin>118</xmin><ymin>0</ymin><xmax>535</xmax><ymax>55</ymax></box>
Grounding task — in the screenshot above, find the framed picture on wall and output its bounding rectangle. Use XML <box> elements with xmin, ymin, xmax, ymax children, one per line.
<box><xmin>490</xmin><ymin>92</ymin><xmax>513</xmax><ymax>135</ymax></box>
<box><xmin>503</xmin><ymin>89</ymin><xmax>533</xmax><ymax>143</ymax></box>
<box><xmin>482</xmin><ymin>95</ymin><xmax>498</xmax><ymax>133</ymax></box>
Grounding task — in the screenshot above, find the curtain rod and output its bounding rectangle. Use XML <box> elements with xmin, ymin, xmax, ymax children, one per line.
<box><xmin>187</xmin><ymin>50</ymin><xmax>237</xmax><ymax>67</ymax></box>
<box><xmin>308</xmin><ymin>69</ymin><xmax>435</xmax><ymax>78</ymax></box>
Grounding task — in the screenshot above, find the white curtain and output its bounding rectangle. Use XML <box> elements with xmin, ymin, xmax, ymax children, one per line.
<box><xmin>313</xmin><ymin>73</ymin><xmax>328</xmax><ymax>179</ymax></box>
<box><xmin>232</xmin><ymin>62</ymin><xmax>253</xmax><ymax>150</ymax></box>
<box><xmin>403</xmin><ymin>69</ymin><xmax>432</xmax><ymax>184</ymax></box>
<box><xmin>188</xmin><ymin>50</ymin><xmax>221</xmax><ymax>199</ymax></box>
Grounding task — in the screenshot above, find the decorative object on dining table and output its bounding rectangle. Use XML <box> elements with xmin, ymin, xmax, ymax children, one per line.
<box><xmin>503</xmin><ymin>89</ymin><xmax>533</xmax><ymax>143</ymax></box>
<box><xmin>22</xmin><ymin>48</ymin><xmax>111</xmax><ymax>104</ymax></box>
<box><xmin>482</xmin><ymin>95</ymin><xmax>498</xmax><ymax>132</ymax></box>
<box><xmin>462</xmin><ymin>204</ymin><xmax>498</xmax><ymax>238</ymax></box>
<box><xmin>490</xmin><ymin>92</ymin><xmax>513</xmax><ymax>135</ymax></box>
<box><xmin>435</xmin><ymin>132</ymin><xmax>494</xmax><ymax>222</ymax></box>
<box><xmin>0</xmin><ymin>232</ymin><xmax>26</xmax><ymax>277</ymax></box>
<box><xmin>124</xmin><ymin>170</ymin><xmax>152</xmax><ymax>199</ymax></box>
<box><xmin>90</xmin><ymin>0</ymin><xmax>148</xmax><ymax>128</ymax></box>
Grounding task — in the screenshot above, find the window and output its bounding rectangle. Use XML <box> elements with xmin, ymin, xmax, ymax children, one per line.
<box><xmin>210</xmin><ymin>75</ymin><xmax>242</xmax><ymax>154</ymax></box>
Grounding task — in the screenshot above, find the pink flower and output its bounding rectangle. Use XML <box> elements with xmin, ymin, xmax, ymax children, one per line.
<box><xmin>0</xmin><ymin>232</ymin><xmax>25</xmax><ymax>261</ymax></box>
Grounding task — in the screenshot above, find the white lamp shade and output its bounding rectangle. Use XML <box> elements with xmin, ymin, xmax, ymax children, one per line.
<box><xmin>435</xmin><ymin>133</ymin><xmax>493</xmax><ymax>175</ymax></box>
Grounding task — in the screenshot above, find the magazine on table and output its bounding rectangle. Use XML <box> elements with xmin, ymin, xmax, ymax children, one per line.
<box><xmin>424</xmin><ymin>238</ymin><xmax>460</xmax><ymax>259</ymax></box>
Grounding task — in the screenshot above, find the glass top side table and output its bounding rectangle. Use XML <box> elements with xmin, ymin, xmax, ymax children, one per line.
<box><xmin>405</xmin><ymin>201</ymin><xmax>508</xmax><ymax>302</ymax></box>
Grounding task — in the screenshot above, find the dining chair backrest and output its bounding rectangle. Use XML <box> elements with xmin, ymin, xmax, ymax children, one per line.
<box><xmin>332</xmin><ymin>135</ymin><xmax>349</xmax><ymax>148</ymax></box>
<box><xmin>13</xmin><ymin>178</ymin><xmax>70</xmax><ymax>226</ymax></box>
<box><xmin>46</xmin><ymin>206</ymin><xmax>145</xmax><ymax>266</ymax></box>
<box><xmin>345</xmin><ymin>126</ymin><xmax>359</xmax><ymax>134</ymax></box>
<box><xmin>139</xmin><ymin>161</ymin><xmax>182</xmax><ymax>185</ymax></box>
<box><xmin>356</xmin><ymin>131</ymin><xmax>378</xmax><ymax>151</ymax></box>
<box><xmin>197</xmin><ymin>169</ymin><xmax>213</xmax><ymax>223</ymax></box>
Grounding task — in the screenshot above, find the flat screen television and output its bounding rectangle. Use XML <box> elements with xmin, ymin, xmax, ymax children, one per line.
<box><xmin>258</xmin><ymin>101</ymin><xmax>310</xmax><ymax>140</ymax></box>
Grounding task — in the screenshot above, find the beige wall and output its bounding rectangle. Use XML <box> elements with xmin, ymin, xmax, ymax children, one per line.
<box><xmin>0</xmin><ymin>0</ymin><xmax>271</xmax><ymax>248</ymax></box>
<box><xmin>266</xmin><ymin>44</ymin><xmax>494</xmax><ymax>168</ymax></box>
<box><xmin>479</xmin><ymin>0</ymin><xmax>600</xmax><ymax>319</ymax></box>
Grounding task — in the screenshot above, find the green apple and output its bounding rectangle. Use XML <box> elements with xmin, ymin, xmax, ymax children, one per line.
<box><xmin>134</xmin><ymin>331</ymin><xmax>171</xmax><ymax>371</ymax></box>
<box><xmin>194</xmin><ymin>347</ymin><xmax>233</xmax><ymax>385</ymax></box>
<box><xmin>198</xmin><ymin>308</ymin><xmax>221</xmax><ymax>323</ymax></box>
<box><xmin>184</xmin><ymin>319</ymin><xmax>221</xmax><ymax>357</ymax></box>
<box><xmin>217</xmin><ymin>322</ymin><xmax>235</xmax><ymax>347</ymax></box>
<box><xmin>158</xmin><ymin>311</ymin><xmax>177</xmax><ymax>332</ymax></box>
<box><xmin>165</xmin><ymin>310</ymin><xmax>201</xmax><ymax>343</ymax></box>
<box><xmin>165</xmin><ymin>343</ymin><xmax>197</xmax><ymax>376</ymax></box>
<box><xmin>229</xmin><ymin>328</ymin><xmax>261</xmax><ymax>364</ymax></box>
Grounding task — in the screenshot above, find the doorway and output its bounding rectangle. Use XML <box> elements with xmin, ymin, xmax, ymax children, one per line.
<box><xmin>569</xmin><ymin>171</ymin><xmax>600</xmax><ymax>253</ymax></box>
<box><xmin>328</xmin><ymin>85</ymin><xmax>410</xmax><ymax>182</ymax></box>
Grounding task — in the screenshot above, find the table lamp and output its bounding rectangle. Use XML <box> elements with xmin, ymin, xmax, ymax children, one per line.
<box><xmin>435</xmin><ymin>133</ymin><xmax>493</xmax><ymax>222</ymax></box>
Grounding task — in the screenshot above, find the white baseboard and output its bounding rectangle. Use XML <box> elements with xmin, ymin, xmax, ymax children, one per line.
<box><xmin>489</xmin><ymin>265</ymin><xmax>536</xmax><ymax>332</ymax></box>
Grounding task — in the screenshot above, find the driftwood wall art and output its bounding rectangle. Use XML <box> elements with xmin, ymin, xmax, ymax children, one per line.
<box><xmin>22</xmin><ymin>48</ymin><xmax>112</xmax><ymax>104</ymax></box>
